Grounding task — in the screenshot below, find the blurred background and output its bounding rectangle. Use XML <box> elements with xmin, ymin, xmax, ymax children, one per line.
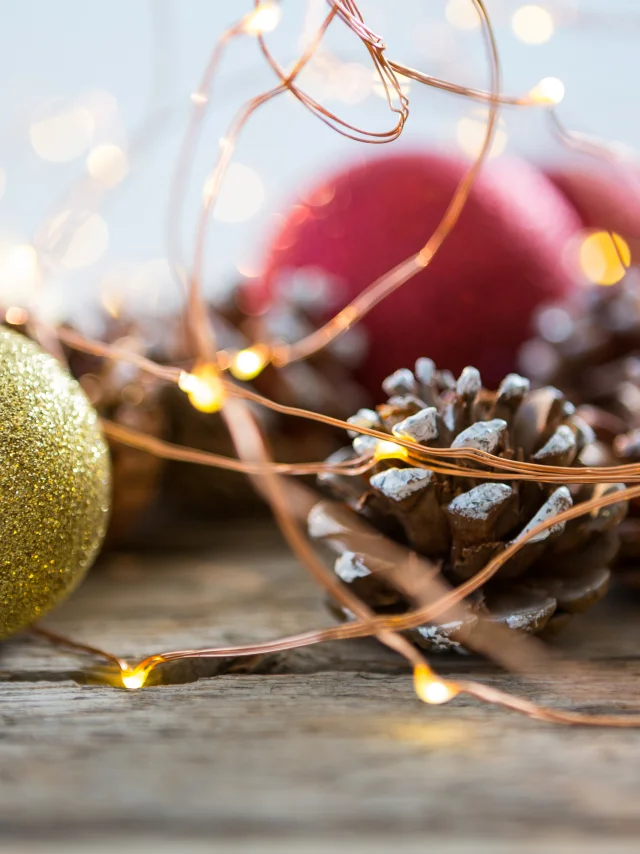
<box><xmin>0</xmin><ymin>0</ymin><xmax>638</xmax><ymax>331</ymax></box>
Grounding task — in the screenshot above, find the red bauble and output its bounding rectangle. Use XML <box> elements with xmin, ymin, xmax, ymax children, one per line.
<box><xmin>547</xmin><ymin>162</ymin><xmax>640</xmax><ymax>262</ymax></box>
<box><xmin>254</xmin><ymin>152</ymin><xmax>581</xmax><ymax>397</ymax></box>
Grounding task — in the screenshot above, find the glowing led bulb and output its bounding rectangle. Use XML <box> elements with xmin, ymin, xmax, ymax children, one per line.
<box><xmin>243</xmin><ymin>2</ymin><xmax>281</xmax><ymax>36</ymax></box>
<box><xmin>414</xmin><ymin>664</ymin><xmax>459</xmax><ymax>705</ymax></box>
<box><xmin>528</xmin><ymin>77</ymin><xmax>565</xmax><ymax>105</ymax></box>
<box><xmin>374</xmin><ymin>440</ymin><xmax>409</xmax><ymax>462</ymax></box>
<box><xmin>179</xmin><ymin>363</ymin><xmax>226</xmax><ymax>413</ymax></box>
<box><xmin>121</xmin><ymin>667</ymin><xmax>149</xmax><ymax>690</ymax></box>
<box><xmin>229</xmin><ymin>346</ymin><xmax>269</xmax><ymax>381</ymax></box>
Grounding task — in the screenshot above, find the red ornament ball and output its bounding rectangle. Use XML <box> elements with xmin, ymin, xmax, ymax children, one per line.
<box><xmin>254</xmin><ymin>152</ymin><xmax>582</xmax><ymax>397</ymax></box>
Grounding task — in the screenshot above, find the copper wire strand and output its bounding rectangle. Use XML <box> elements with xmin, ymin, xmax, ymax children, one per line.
<box><xmin>255</xmin><ymin>0</ymin><xmax>409</xmax><ymax>143</ymax></box>
<box><xmin>167</xmin><ymin>19</ymin><xmax>246</xmax><ymax>298</ymax></box>
<box><xmin>226</xmin><ymin>382</ymin><xmax>640</xmax><ymax>483</ymax></box>
<box><xmin>185</xmin><ymin>9</ymin><xmax>338</xmax><ymax>363</ymax></box>
<box><xmin>220</xmin><ymin>394</ymin><xmax>425</xmax><ymax>669</ymax></box>
<box><xmin>111</xmin><ymin>482</ymin><xmax>640</xmax><ymax>725</ymax></box>
<box><xmin>31</xmin><ymin>321</ymin><xmax>640</xmax><ymax>485</ymax></box>
<box><xmin>26</xmin><ymin>318</ymin><xmax>640</xmax><ymax>485</ymax></box>
<box><xmin>269</xmin><ymin>0</ymin><xmax>501</xmax><ymax>367</ymax></box>
<box><xmin>51</xmin><ymin>325</ymin><xmax>183</xmax><ymax>385</ymax></box>
<box><xmin>28</xmin><ymin>625</ymin><xmax>129</xmax><ymax>672</ymax></box>
<box><xmin>27</xmin><ymin>2</ymin><xmax>640</xmax><ymax>726</ymax></box>
<box><xmin>103</xmin><ymin>419</ymin><xmax>374</xmax><ymax>477</ymax></box>
<box><xmin>101</xmin><ymin>412</ymin><xmax>639</xmax><ymax>486</ymax></box>
<box><xmin>126</xmin><ymin>481</ymin><xmax>640</xmax><ymax>673</ymax></box>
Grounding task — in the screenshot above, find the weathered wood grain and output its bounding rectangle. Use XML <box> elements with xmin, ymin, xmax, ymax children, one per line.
<box><xmin>0</xmin><ymin>521</ymin><xmax>639</xmax><ymax>847</ymax></box>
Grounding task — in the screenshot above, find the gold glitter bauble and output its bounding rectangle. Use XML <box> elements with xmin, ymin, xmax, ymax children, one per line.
<box><xmin>0</xmin><ymin>328</ymin><xmax>111</xmax><ymax>638</ymax></box>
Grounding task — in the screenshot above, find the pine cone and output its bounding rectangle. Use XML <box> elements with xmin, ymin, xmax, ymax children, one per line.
<box><xmin>519</xmin><ymin>271</ymin><xmax>640</xmax><ymax>585</ymax></box>
<box><xmin>309</xmin><ymin>361</ymin><xmax>627</xmax><ymax>652</ymax></box>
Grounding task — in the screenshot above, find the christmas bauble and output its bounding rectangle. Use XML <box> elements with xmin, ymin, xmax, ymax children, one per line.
<box><xmin>0</xmin><ymin>328</ymin><xmax>111</xmax><ymax>638</ymax></box>
<box><xmin>255</xmin><ymin>152</ymin><xmax>581</xmax><ymax>395</ymax></box>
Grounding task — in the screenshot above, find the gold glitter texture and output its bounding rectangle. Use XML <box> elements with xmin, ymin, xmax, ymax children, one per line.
<box><xmin>0</xmin><ymin>328</ymin><xmax>111</xmax><ymax>638</ymax></box>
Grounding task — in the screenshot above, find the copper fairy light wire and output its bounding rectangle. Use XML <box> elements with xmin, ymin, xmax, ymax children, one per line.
<box><xmin>52</xmin><ymin>325</ymin><xmax>183</xmax><ymax>385</ymax></box>
<box><xmin>25</xmin><ymin>2</ymin><xmax>640</xmax><ymax>725</ymax></box>
<box><xmin>113</xmin><ymin>482</ymin><xmax>640</xmax><ymax>725</ymax></box>
<box><xmin>219</xmin><ymin>394</ymin><xmax>426</xmax><ymax>670</ymax></box>
<box><xmin>27</xmin><ymin>315</ymin><xmax>640</xmax><ymax>485</ymax></box>
<box><xmin>102</xmin><ymin>419</ymin><xmax>374</xmax><ymax>477</ymax></box>
<box><xmin>269</xmin><ymin>0</ymin><xmax>501</xmax><ymax>367</ymax></box>
<box><xmin>24</xmin><ymin>312</ymin><xmax>640</xmax><ymax>485</ymax></box>
<box><xmin>255</xmin><ymin>0</ymin><xmax>409</xmax><ymax>143</ymax></box>
<box><xmin>166</xmin><ymin>17</ymin><xmax>248</xmax><ymax>299</ymax></box>
<box><xmin>181</xmin><ymin>7</ymin><xmax>339</xmax><ymax>364</ymax></box>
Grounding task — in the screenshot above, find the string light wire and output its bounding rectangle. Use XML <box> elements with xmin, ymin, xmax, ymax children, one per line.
<box><xmin>21</xmin><ymin>1</ymin><xmax>640</xmax><ymax>727</ymax></box>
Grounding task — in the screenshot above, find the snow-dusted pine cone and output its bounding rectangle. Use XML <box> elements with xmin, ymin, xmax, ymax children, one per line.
<box><xmin>519</xmin><ymin>271</ymin><xmax>640</xmax><ymax>585</ymax></box>
<box><xmin>309</xmin><ymin>360</ymin><xmax>628</xmax><ymax>651</ymax></box>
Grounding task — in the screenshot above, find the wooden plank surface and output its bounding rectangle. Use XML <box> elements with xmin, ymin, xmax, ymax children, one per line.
<box><xmin>1</xmin><ymin>521</ymin><xmax>640</xmax><ymax>848</ymax></box>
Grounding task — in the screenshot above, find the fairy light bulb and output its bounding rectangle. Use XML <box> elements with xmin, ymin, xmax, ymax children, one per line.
<box><xmin>121</xmin><ymin>667</ymin><xmax>149</xmax><ymax>690</ymax></box>
<box><xmin>414</xmin><ymin>664</ymin><xmax>459</xmax><ymax>705</ymax></box>
<box><xmin>528</xmin><ymin>77</ymin><xmax>565</xmax><ymax>105</ymax></box>
<box><xmin>242</xmin><ymin>2</ymin><xmax>281</xmax><ymax>36</ymax></box>
<box><xmin>179</xmin><ymin>363</ymin><xmax>226</xmax><ymax>413</ymax></box>
<box><xmin>374</xmin><ymin>440</ymin><xmax>409</xmax><ymax>462</ymax></box>
<box><xmin>229</xmin><ymin>346</ymin><xmax>269</xmax><ymax>381</ymax></box>
<box><xmin>119</xmin><ymin>655</ymin><xmax>165</xmax><ymax>690</ymax></box>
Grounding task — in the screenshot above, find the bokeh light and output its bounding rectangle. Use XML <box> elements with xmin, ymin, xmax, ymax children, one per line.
<box><xmin>456</xmin><ymin>110</ymin><xmax>508</xmax><ymax>159</ymax></box>
<box><xmin>236</xmin><ymin>258</ymin><xmax>262</xmax><ymax>279</ymax></box>
<box><xmin>512</xmin><ymin>5</ymin><xmax>555</xmax><ymax>45</ymax></box>
<box><xmin>179</xmin><ymin>363</ymin><xmax>225</xmax><ymax>413</ymax></box>
<box><xmin>87</xmin><ymin>144</ymin><xmax>129</xmax><ymax>187</ymax></box>
<box><xmin>100</xmin><ymin>258</ymin><xmax>182</xmax><ymax>319</ymax></box>
<box><xmin>29</xmin><ymin>105</ymin><xmax>95</xmax><ymax>163</ymax></box>
<box><xmin>579</xmin><ymin>230</ymin><xmax>631</xmax><ymax>286</ymax></box>
<box><xmin>333</xmin><ymin>62</ymin><xmax>371</xmax><ymax>105</ymax></box>
<box><xmin>445</xmin><ymin>0</ymin><xmax>480</xmax><ymax>30</ymax></box>
<box><xmin>60</xmin><ymin>214</ymin><xmax>109</xmax><ymax>269</ymax></box>
<box><xmin>0</xmin><ymin>240</ymin><xmax>40</xmax><ymax>305</ymax></box>
<box><xmin>243</xmin><ymin>2</ymin><xmax>282</xmax><ymax>36</ymax></box>
<box><xmin>230</xmin><ymin>346</ymin><xmax>269</xmax><ymax>381</ymax></box>
<box><xmin>209</xmin><ymin>163</ymin><xmax>265</xmax><ymax>224</ymax></box>
<box><xmin>536</xmin><ymin>305</ymin><xmax>574</xmax><ymax>343</ymax></box>
<box><xmin>528</xmin><ymin>77</ymin><xmax>565</xmax><ymax>105</ymax></box>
